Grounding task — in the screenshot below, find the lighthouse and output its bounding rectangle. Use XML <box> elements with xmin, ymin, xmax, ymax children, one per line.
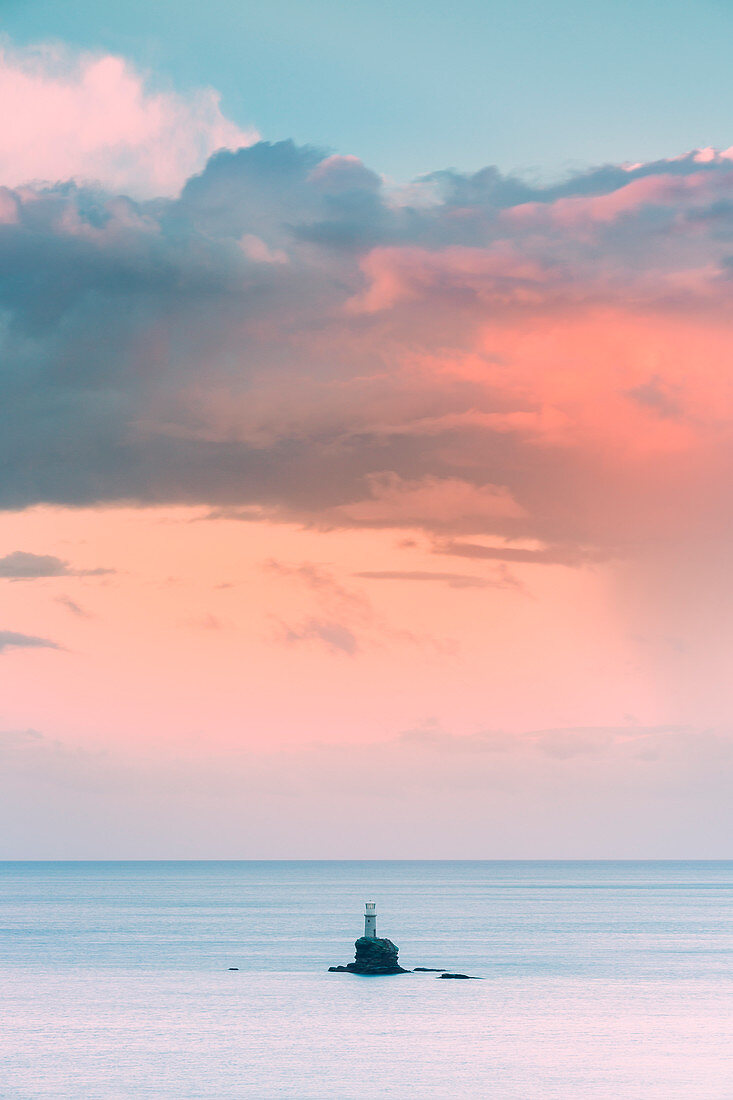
<box><xmin>328</xmin><ymin>900</ymin><xmax>406</xmax><ymax>972</ymax></box>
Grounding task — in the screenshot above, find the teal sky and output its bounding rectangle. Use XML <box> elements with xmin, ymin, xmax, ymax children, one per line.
<box><xmin>3</xmin><ymin>0</ymin><xmax>733</xmax><ymax>180</ymax></box>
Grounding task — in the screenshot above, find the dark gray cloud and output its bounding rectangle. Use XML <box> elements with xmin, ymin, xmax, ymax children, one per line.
<box><xmin>0</xmin><ymin>551</ymin><xmax>69</xmax><ymax>577</ymax></box>
<box><xmin>0</xmin><ymin>630</ymin><xmax>58</xmax><ymax>653</ymax></box>
<box><xmin>0</xmin><ymin>550</ymin><xmax>112</xmax><ymax>578</ymax></box>
<box><xmin>1</xmin><ymin>139</ymin><xmax>732</xmax><ymax>560</ymax></box>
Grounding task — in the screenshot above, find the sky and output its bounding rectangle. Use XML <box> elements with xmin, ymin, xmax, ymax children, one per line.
<box><xmin>2</xmin><ymin>3</ymin><xmax>733</xmax><ymax>857</ymax></box>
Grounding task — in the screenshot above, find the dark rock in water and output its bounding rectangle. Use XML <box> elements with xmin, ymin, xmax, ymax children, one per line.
<box><xmin>352</xmin><ymin>936</ymin><xmax>407</xmax><ymax>975</ymax></box>
<box><xmin>413</xmin><ymin>967</ymin><xmax>446</xmax><ymax>972</ymax></box>
<box><xmin>330</xmin><ymin>936</ymin><xmax>408</xmax><ymax>975</ymax></box>
<box><xmin>438</xmin><ymin>972</ymin><xmax>480</xmax><ymax>979</ymax></box>
<box><xmin>228</xmin><ymin>967</ymin><xmax>239</xmax><ymax>971</ymax></box>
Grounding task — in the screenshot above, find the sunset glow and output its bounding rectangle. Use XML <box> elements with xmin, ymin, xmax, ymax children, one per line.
<box><xmin>2</xmin><ymin>28</ymin><xmax>733</xmax><ymax>858</ymax></box>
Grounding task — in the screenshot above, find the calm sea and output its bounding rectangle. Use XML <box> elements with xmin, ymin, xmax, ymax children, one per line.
<box><xmin>1</xmin><ymin>861</ymin><xmax>732</xmax><ymax>1098</ymax></box>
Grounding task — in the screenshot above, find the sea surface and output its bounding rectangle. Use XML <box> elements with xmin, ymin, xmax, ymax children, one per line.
<box><xmin>1</xmin><ymin>861</ymin><xmax>732</xmax><ymax>1099</ymax></box>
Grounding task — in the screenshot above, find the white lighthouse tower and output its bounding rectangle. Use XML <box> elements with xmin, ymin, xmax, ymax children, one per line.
<box><xmin>364</xmin><ymin>900</ymin><xmax>377</xmax><ymax>939</ymax></box>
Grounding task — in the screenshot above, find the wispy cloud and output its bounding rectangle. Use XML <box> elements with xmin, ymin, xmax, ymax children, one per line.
<box><xmin>266</xmin><ymin>559</ymin><xmax>369</xmax><ymax>656</ymax></box>
<box><xmin>182</xmin><ymin>613</ymin><xmax>226</xmax><ymax>631</ymax></box>
<box><xmin>355</xmin><ymin>570</ymin><xmax>497</xmax><ymax>589</ymax></box>
<box><xmin>431</xmin><ymin>541</ymin><xmax>598</xmax><ymax>566</ymax></box>
<box><xmin>0</xmin><ymin>630</ymin><xmax>59</xmax><ymax>653</ymax></box>
<box><xmin>280</xmin><ymin>617</ymin><xmax>358</xmax><ymax>656</ymax></box>
<box><xmin>55</xmin><ymin>596</ymin><xmax>91</xmax><ymax>618</ymax></box>
<box><xmin>265</xmin><ymin>558</ymin><xmax>457</xmax><ymax>654</ymax></box>
<box><xmin>264</xmin><ymin>559</ymin><xmax>367</xmax><ymax>615</ymax></box>
<box><xmin>0</xmin><ymin>551</ymin><xmax>112</xmax><ymax>579</ymax></box>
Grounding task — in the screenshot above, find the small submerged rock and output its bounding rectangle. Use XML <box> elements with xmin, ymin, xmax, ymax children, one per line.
<box><xmin>228</xmin><ymin>967</ymin><xmax>240</xmax><ymax>971</ymax></box>
<box><xmin>413</xmin><ymin>967</ymin><xmax>445</xmax><ymax>973</ymax></box>
<box><xmin>439</xmin><ymin>972</ymin><xmax>480</xmax><ymax>979</ymax></box>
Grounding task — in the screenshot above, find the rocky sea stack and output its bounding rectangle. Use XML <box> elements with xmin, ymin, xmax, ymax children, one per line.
<box><xmin>329</xmin><ymin>934</ymin><xmax>408</xmax><ymax>975</ymax></box>
<box><xmin>327</xmin><ymin>904</ymin><xmax>481</xmax><ymax>977</ymax></box>
<box><xmin>329</xmin><ymin>901</ymin><xmax>480</xmax><ymax>976</ymax></box>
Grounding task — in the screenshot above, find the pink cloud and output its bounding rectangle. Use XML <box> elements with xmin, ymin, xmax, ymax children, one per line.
<box><xmin>240</xmin><ymin>234</ymin><xmax>289</xmax><ymax>265</ymax></box>
<box><xmin>505</xmin><ymin>171</ymin><xmax>716</xmax><ymax>229</ymax></box>
<box><xmin>349</xmin><ymin>244</ymin><xmax>548</xmax><ymax>313</ymax></box>
<box><xmin>0</xmin><ymin>45</ymin><xmax>256</xmax><ymax>197</ymax></box>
